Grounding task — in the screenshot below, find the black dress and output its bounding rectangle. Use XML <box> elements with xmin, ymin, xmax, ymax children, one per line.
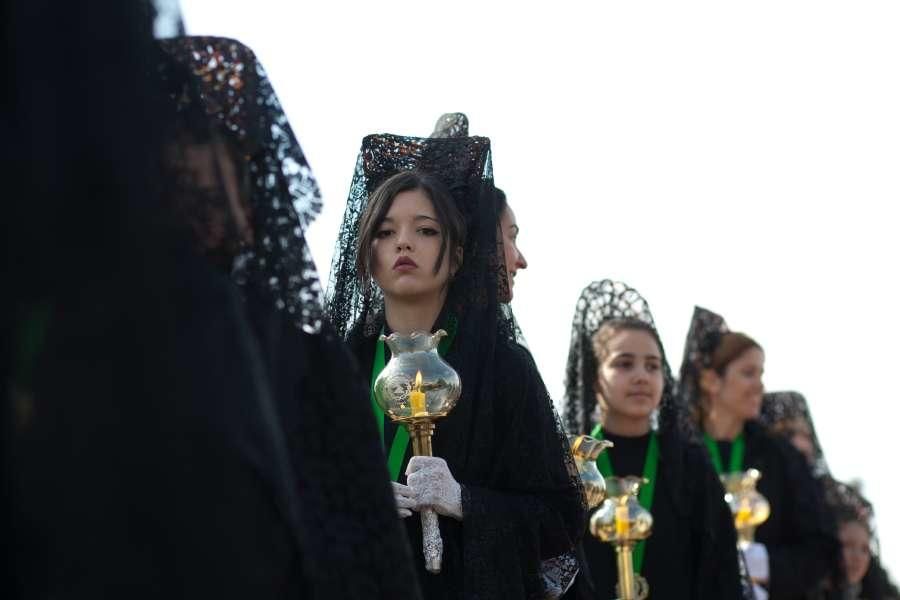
<box><xmin>245</xmin><ymin>290</ymin><xmax>419</xmax><ymax>599</ymax></box>
<box><xmin>569</xmin><ymin>429</ymin><xmax>743</xmax><ymax>600</ymax></box>
<box><xmin>350</xmin><ymin>323</ymin><xmax>585</xmax><ymax>600</ymax></box>
<box><xmin>716</xmin><ymin>421</ymin><xmax>837</xmax><ymax>600</ymax></box>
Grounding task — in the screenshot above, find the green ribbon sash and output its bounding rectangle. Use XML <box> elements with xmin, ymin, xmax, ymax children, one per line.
<box><xmin>370</xmin><ymin>320</ymin><xmax>456</xmax><ymax>482</ymax></box>
<box><xmin>589</xmin><ymin>424</ymin><xmax>658</xmax><ymax>575</ymax></box>
<box><xmin>702</xmin><ymin>431</ymin><xmax>745</xmax><ymax>475</ymax></box>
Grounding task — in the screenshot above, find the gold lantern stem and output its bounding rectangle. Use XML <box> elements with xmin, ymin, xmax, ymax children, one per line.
<box><xmin>406</xmin><ymin>420</ymin><xmax>442</xmax><ymax>574</ymax></box>
<box><xmin>616</xmin><ymin>542</ymin><xmax>636</xmax><ymax>600</ymax></box>
<box><xmin>409</xmin><ymin>421</ymin><xmax>435</xmax><ymax>457</ymax></box>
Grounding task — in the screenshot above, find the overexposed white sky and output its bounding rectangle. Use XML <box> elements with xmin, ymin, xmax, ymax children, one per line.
<box><xmin>183</xmin><ymin>0</ymin><xmax>900</xmax><ymax>574</ymax></box>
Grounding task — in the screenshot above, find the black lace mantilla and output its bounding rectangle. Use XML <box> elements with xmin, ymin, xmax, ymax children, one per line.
<box><xmin>561</xmin><ymin>279</ymin><xmax>683</xmax><ymax>437</ymax></box>
<box><xmin>326</xmin><ymin>132</ymin><xmax>499</xmax><ymax>340</ymax></box>
<box><xmin>759</xmin><ymin>390</ymin><xmax>829</xmax><ymax>477</ymax></box>
<box><xmin>160</xmin><ymin>36</ymin><xmax>324</xmax><ymax>333</ymax></box>
<box><xmin>676</xmin><ymin>305</ymin><xmax>730</xmax><ymax>436</ymax></box>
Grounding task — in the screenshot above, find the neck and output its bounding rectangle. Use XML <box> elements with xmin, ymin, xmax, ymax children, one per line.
<box><xmin>603</xmin><ymin>412</ymin><xmax>652</xmax><ymax>437</ymax></box>
<box><xmin>383</xmin><ymin>291</ymin><xmax>446</xmax><ymax>335</ymax></box>
<box><xmin>703</xmin><ymin>409</ymin><xmax>745</xmax><ymax>441</ymax></box>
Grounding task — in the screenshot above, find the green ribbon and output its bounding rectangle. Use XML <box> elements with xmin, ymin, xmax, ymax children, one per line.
<box><xmin>370</xmin><ymin>319</ymin><xmax>457</xmax><ymax>482</ymax></box>
<box><xmin>702</xmin><ymin>431</ymin><xmax>745</xmax><ymax>475</ymax></box>
<box><xmin>589</xmin><ymin>424</ymin><xmax>658</xmax><ymax>575</ymax></box>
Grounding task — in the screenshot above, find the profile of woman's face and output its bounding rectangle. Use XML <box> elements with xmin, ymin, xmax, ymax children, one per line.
<box><xmin>371</xmin><ymin>188</ymin><xmax>453</xmax><ymax>301</ymax></box>
<box><xmin>596</xmin><ymin>329</ymin><xmax>664</xmax><ymax>423</ymax></box>
<box><xmin>498</xmin><ymin>205</ymin><xmax>527</xmax><ymax>302</ymax></box>
<box><xmin>839</xmin><ymin>520</ymin><xmax>872</xmax><ymax>585</ymax></box>
<box><xmin>705</xmin><ymin>347</ymin><xmax>765</xmax><ymax>422</ymax></box>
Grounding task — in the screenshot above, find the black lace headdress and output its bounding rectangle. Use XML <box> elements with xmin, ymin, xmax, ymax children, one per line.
<box><xmin>159</xmin><ymin>36</ymin><xmax>324</xmax><ymax>333</ymax></box>
<box><xmin>676</xmin><ymin>305</ymin><xmax>730</xmax><ymax>433</ymax></box>
<box><xmin>325</xmin><ymin>133</ymin><xmax>504</xmax><ymax>340</ymax></box>
<box><xmin>561</xmin><ymin>280</ymin><xmax>681</xmax><ymax>436</ymax></box>
<box><xmin>759</xmin><ymin>391</ymin><xmax>829</xmax><ymax>477</ymax></box>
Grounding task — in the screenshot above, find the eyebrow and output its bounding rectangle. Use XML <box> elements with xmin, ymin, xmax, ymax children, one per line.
<box><xmin>613</xmin><ymin>352</ymin><xmax>661</xmax><ymax>360</ymax></box>
<box><xmin>381</xmin><ymin>215</ymin><xmax>439</xmax><ymax>224</ymax></box>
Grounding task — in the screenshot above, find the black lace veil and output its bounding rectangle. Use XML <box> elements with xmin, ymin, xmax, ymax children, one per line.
<box><xmin>325</xmin><ymin>133</ymin><xmax>502</xmax><ymax>340</ymax></box>
<box><xmin>159</xmin><ymin>36</ymin><xmax>324</xmax><ymax>333</ymax></box>
<box><xmin>759</xmin><ymin>391</ymin><xmax>829</xmax><ymax>477</ymax></box>
<box><xmin>561</xmin><ymin>279</ymin><xmax>680</xmax><ymax>436</ymax></box>
<box><xmin>676</xmin><ymin>305</ymin><xmax>730</xmax><ymax>435</ymax></box>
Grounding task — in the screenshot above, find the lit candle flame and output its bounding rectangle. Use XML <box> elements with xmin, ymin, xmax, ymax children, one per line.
<box><xmin>410</xmin><ymin>370</ymin><xmax>426</xmax><ymax>416</ymax></box>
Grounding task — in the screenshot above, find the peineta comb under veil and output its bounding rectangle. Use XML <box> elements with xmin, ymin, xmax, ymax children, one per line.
<box><xmin>326</xmin><ymin>131</ymin><xmax>585</xmax><ymax>598</ymax></box>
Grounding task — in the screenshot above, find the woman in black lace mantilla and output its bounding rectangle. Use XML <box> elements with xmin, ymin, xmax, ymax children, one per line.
<box><xmin>560</xmin><ymin>280</ymin><xmax>743</xmax><ymax>599</ymax></box>
<box><xmin>679</xmin><ymin>306</ymin><xmax>838</xmax><ymax>600</ymax></box>
<box><xmin>326</xmin><ymin>131</ymin><xmax>585</xmax><ymax>599</ymax></box>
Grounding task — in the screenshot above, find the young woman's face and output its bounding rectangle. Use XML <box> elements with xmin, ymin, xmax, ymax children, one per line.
<box><xmin>498</xmin><ymin>205</ymin><xmax>527</xmax><ymax>302</ymax></box>
<box><xmin>706</xmin><ymin>347</ymin><xmax>765</xmax><ymax>422</ymax></box>
<box><xmin>839</xmin><ymin>520</ymin><xmax>872</xmax><ymax>585</ymax></box>
<box><xmin>596</xmin><ymin>329</ymin><xmax>664</xmax><ymax>422</ymax></box>
<box><xmin>174</xmin><ymin>140</ymin><xmax>253</xmax><ymax>253</ymax></box>
<box><xmin>371</xmin><ymin>188</ymin><xmax>453</xmax><ymax>301</ymax></box>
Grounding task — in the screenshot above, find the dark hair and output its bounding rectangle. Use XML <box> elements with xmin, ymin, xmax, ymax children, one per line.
<box><xmin>707</xmin><ymin>332</ymin><xmax>762</xmax><ymax>374</ymax></box>
<box><xmin>591</xmin><ymin>318</ymin><xmax>662</xmax><ymax>365</ymax></box>
<box><xmin>494</xmin><ymin>187</ymin><xmax>507</xmax><ymax>219</ymax></box>
<box><xmin>355</xmin><ymin>171</ymin><xmax>466</xmax><ymax>284</ymax></box>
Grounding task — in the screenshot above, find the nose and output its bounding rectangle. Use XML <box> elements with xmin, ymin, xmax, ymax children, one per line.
<box><xmin>395</xmin><ymin>227</ymin><xmax>413</xmax><ymax>251</ymax></box>
<box><xmin>517</xmin><ymin>249</ymin><xmax>528</xmax><ymax>270</ymax></box>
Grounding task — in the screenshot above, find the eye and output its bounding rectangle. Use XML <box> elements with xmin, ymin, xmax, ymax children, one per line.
<box><xmin>647</xmin><ymin>362</ymin><xmax>660</xmax><ymax>372</ymax></box>
<box><xmin>418</xmin><ymin>227</ymin><xmax>440</xmax><ymax>237</ymax></box>
<box><xmin>614</xmin><ymin>359</ymin><xmax>633</xmax><ymax>370</ymax></box>
<box><xmin>375</xmin><ymin>228</ymin><xmax>394</xmax><ymax>239</ymax></box>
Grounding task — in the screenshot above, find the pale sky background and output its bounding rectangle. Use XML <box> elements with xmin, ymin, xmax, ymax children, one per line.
<box><xmin>183</xmin><ymin>0</ymin><xmax>900</xmax><ymax>575</ymax></box>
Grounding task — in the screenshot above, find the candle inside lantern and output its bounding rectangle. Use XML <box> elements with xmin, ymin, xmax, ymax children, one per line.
<box><xmin>615</xmin><ymin>503</ymin><xmax>630</xmax><ymax>538</ymax></box>
<box><xmin>735</xmin><ymin>499</ymin><xmax>752</xmax><ymax>528</ymax></box>
<box><xmin>410</xmin><ymin>370</ymin><xmax>427</xmax><ymax>416</ymax></box>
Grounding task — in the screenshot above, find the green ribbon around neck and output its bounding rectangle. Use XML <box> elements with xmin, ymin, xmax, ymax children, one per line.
<box><xmin>589</xmin><ymin>424</ymin><xmax>658</xmax><ymax>575</ymax></box>
<box><xmin>702</xmin><ymin>431</ymin><xmax>745</xmax><ymax>475</ymax></box>
<box><xmin>370</xmin><ymin>319</ymin><xmax>457</xmax><ymax>482</ymax></box>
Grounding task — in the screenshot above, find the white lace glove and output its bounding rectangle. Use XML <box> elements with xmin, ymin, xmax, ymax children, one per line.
<box><xmin>751</xmin><ymin>583</ymin><xmax>769</xmax><ymax>600</ymax></box>
<box><xmin>743</xmin><ymin>542</ymin><xmax>770</xmax><ymax>584</ymax></box>
<box><xmin>405</xmin><ymin>456</ymin><xmax>463</xmax><ymax>520</ymax></box>
<box><xmin>392</xmin><ymin>481</ymin><xmax>416</xmax><ymax>518</ymax></box>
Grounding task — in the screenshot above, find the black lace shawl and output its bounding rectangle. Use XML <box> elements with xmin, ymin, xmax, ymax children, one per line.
<box><xmin>327</xmin><ymin>133</ymin><xmax>585</xmax><ymax>598</ymax></box>
<box><xmin>156</xmin><ymin>37</ymin><xmax>420</xmax><ymax>598</ymax></box>
<box><xmin>560</xmin><ymin>279</ymin><xmax>682</xmax><ymax>436</ymax></box>
<box><xmin>759</xmin><ymin>390</ymin><xmax>829</xmax><ymax>477</ymax></box>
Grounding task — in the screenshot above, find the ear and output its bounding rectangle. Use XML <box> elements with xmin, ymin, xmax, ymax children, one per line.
<box><xmin>450</xmin><ymin>245</ymin><xmax>464</xmax><ymax>277</ymax></box>
<box><xmin>698</xmin><ymin>368</ymin><xmax>721</xmax><ymax>398</ymax></box>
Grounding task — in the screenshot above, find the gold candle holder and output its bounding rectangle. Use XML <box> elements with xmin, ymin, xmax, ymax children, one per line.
<box><xmin>590</xmin><ymin>476</ymin><xmax>653</xmax><ymax>600</ymax></box>
<box><xmin>568</xmin><ymin>434</ymin><xmax>614</xmax><ymax>510</ymax></box>
<box><xmin>373</xmin><ymin>329</ymin><xmax>462</xmax><ymax>574</ymax></box>
<box><xmin>721</xmin><ymin>468</ymin><xmax>771</xmax><ymax>550</ymax></box>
